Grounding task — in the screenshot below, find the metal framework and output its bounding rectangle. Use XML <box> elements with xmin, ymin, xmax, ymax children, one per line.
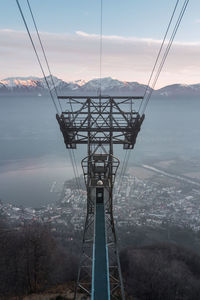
<box><xmin>56</xmin><ymin>96</ymin><xmax>144</xmax><ymax>300</ymax></box>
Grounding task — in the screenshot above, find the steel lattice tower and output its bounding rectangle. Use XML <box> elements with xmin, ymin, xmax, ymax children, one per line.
<box><xmin>56</xmin><ymin>95</ymin><xmax>144</xmax><ymax>300</ymax></box>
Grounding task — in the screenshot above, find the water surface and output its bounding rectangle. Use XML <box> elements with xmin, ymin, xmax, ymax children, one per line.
<box><xmin>0</xmin><ymin>95</ymin><xmax>199</xmax><ymax>207</ymax></box>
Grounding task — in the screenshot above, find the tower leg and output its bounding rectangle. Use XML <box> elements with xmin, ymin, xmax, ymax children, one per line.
<box><xmin>75</xmin><ymin>154</ymin><xmax>125</xmax><ymax>300</ymax></box>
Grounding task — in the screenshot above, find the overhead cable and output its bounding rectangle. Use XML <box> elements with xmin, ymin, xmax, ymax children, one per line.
<box><xmin>118</xmin><ymin>150</ymin><xmax>131</xmax><ymax>194</ymax></box>
<box><xmin>141</xmin><ymin>0</ymin><xmax>189</xmax><ymax>114</ymax></box>
<box><xmin>68</xmin><ymin>150</ymin><xmax>81</xmax><ymax>192</ymax></box>
<box><xmin>99</xmin><ymin>0</ymin><xmax>103</xmax><ymax>96</ymax></box>
<box><xmin>72</xmin><ymin>150</ymin><xmax>83</xmax><ymax>191</ymax></box>
<box><xmin>140</xmin><ymin>0</ymin><xmax>189</xmax><ymax>115</ymax></box>
<box><xmin>15</xmin><ymin>0</ymin><xmax>60</xmax><ymax>114</ymax></box>
<box><xmin>138</xmin><ymin>0</ymin><xmax>180</xmax><ymax>112</ymax></box>
<box><xmin>16</xmin><ymin>0</ymin><xmax>82</xmax><ymax>193</ymax></box>
<box><xmin>26</xmin><ymin>0</ymin><xmax>62</xmax><ymax>112</ymax></box>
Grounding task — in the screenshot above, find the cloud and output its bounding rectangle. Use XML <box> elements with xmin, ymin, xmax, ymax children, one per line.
<box><xmin>0</xmin><ymin>29</ymin><xmax>200</xmax><ymax>88</ymax></box>
<box><xmin>76</xmin><ymin>30</ymin><xmax>162</xmax><ymax>43</ymax></box>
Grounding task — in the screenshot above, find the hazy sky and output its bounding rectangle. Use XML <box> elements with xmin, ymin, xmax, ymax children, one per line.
<box><xmin>1</xmin><ymin>0</ymin><xmax>200</xmax><ymax>88</ymax></box>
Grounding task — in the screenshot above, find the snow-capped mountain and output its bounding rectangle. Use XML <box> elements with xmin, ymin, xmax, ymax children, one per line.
<box><xmin>0</xmin><ymin>76</ymin><xmax>41</xmax><ymax>88</ymax></box>
<box><xmin>40</xmin><ymin>75</ymin><xmax>80</xmax><ymax>91</ymax></box>
<box><xmin>0</xmin><ymin>75</ymin><xmax>200</xmax><ymax>97</ymax></box>
<box><xmin>81</xmin><ymin>77</ymin><xmax>124</xmax><ymax>91</ymax></box>
<box><xmin>80</xmin><ymin>77</ymin><xmax>148</xmax><ymax>95</ymax></box>
<box><xmin>73</xmin><ymin>79</ymin><xmax>87</xmax><ymax>86</ymax></box>
<box><xmin>155</xmin><ymin>83</ymin><xmax>200</xmax><ymax>97</ymax></box>
<box><xmin>0</xmin><ymin>76</ymin><xmax>76</xmax><ymax>92</ymax></box>
<box><xmin>0</xmin><ymin>76</ymin><xmax>149</xmax><ymax>95</ymax></box>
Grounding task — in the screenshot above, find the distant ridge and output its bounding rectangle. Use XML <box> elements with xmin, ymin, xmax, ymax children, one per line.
<box><xmin>1</xmin><ymin>75</ymin><xmax>200</xmax><ymax>97</ymax></box>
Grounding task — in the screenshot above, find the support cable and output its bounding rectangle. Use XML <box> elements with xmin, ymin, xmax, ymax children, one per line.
<box><xmin>122</xmin><ymin>151</ymin><xmax>131</xmax><ymax>184</ymax></box>
<box><xmin>68</xmin><ymin>150</ymin><xmax>81</xmax><ymax>192</ymax></box>
<box><xmin>72</xmin><ymin>150</ymin><xmax>83</xmax><ymax>191</ymax></box>
<box><xmin>26</xmin><ymin>0</ymin><xmax>62</xmax><ymax>111</ymax></box>
<box><xmin>118</xmin><ymin>150</ymin><xmax>131</xmax><ymax>198</ymax></box>
<box><xmin>123</xmin><ymin>150</ymin><xmax>131</xmax><ymax>179</ymax></box>
<box><xmin>16</xmin><ymin>0</ymin><xmax>82</xmax><ymax>193</ymax></box>
<box><xmin>118</xmin><ymin>1</ymin><xmax>189</xmax><ymax>196</ymax></box>
<box><xmin>140</xmin><ymin>0</ymin><xmax>189</xmax><ymax>115</ymax></box>
<box><xmin>118</xmin><ymin>150</ymin><xmax>128</xmax><ymax>191</ymax></box>
<box><xmin>99</xmin><ymin>0</ymin><xmax>103</xmax><ymax>96</ymax></box>
<box><xmin>138</xmin><ymin>0</ymin><xmax>180</xmax><ymax>112</ymax></box>
<box><xmin>118</xmin><ymin>150</ymin><xmax>131</xmax><ymax>194</ymax></box>
<box><xmin>15</xmin><ymin>0</ymin><xmax>59</xmax><ymax>114</ymax></box>
<box><xmin>68</xmin><ymin>97</ymin><xmax>83</xmax><ymax>191</ymax></box>
<box><xmin>141</xmin><ymin>0</ymin><xmax>189</xmax><ymax>115</ymax></box>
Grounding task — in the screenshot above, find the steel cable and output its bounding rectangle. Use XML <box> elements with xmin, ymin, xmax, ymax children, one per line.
<box><xmin>99</xmin><ymin>0</ymin><xmax>103</xmax><ymax>96</ymax></box>
<box><xmin>26</xmin><ymin>0</ymin><xmax>62</xmax><ymax>111</ymax></box>
<box><xmin>138</xmin><ymin>0</ymin><xmax>180</xmax><ymax>112</ymax></box>
<box><xmin>16</xmin><ymin>0</ymin><xmax>82</xmax><ymax>194</ymax></box>
<box><xmin>141</xmin><ymin>0</ymin><xmax>189</xmax><ymax>115</ymax></box>
<box><xmin>68</xmin><ymin>150</ymin><xmax>81</xmax><ymax>193</ymax></box>
<box><xmin>140</xmin><ymin>0</ymin><xmax>189</xmax><ymax>115</ymax></box>
<box><xmin>72</xmin><ymin>150</ymin><xmax>83</xmax><ymax>191</ymax></box>
<box><xmin>16</xmin><ymin>0</ymin><xmax>60</xmax><ymax>115</ymax></box>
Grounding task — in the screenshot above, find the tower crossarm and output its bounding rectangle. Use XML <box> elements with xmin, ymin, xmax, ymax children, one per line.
<box><xmin>56</xmin><ymin>96</ymin><xmax>145</xmax><ymax>149</ymax></box>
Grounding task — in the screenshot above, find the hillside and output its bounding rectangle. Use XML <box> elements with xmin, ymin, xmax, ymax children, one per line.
<box><xmin>1</xmin><ymin>217</ymin><xmax>200</xmax><ymax>300</ymax></box>
<box><xmin>121</xmin><ymin>243</ymin><xmax>200</xmax><ymax>300</ymax></box>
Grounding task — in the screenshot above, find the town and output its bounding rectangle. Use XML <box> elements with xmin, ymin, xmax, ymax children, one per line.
<box><xmin>1</xmin><ymin>162</ymin><xmax>200</xmax><ymax>233</ymax></box>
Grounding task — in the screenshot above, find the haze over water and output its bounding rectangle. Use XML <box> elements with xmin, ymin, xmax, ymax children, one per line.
<box><xmin>0</xmin><ymin>95</ymin><xmax>200</xmax><ymax>207</ymax></box>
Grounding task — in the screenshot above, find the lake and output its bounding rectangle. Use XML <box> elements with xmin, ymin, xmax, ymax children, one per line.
<box><xmin>0</xmin><ymin>95</ymin><xmax>200</xmax><ymax>207</ymax></box>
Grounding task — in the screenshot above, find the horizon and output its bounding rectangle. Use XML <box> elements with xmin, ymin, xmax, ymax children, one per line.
<box><xmin>1</xmin><ymin>74</ymin><xmax>200</xmax><ymax>90</ymax></box>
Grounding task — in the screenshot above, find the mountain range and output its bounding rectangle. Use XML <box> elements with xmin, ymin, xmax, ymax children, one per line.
<box><xmin>1</xmin><ymin>75</ymin><xmax>200</xmax><ymax>97</ymax></box>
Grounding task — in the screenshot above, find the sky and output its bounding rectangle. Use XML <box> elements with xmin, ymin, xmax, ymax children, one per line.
<box><xmin>0</xmin><ymin>0</ymin><xmax>200</xmax><ymax>88</ymax></box>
